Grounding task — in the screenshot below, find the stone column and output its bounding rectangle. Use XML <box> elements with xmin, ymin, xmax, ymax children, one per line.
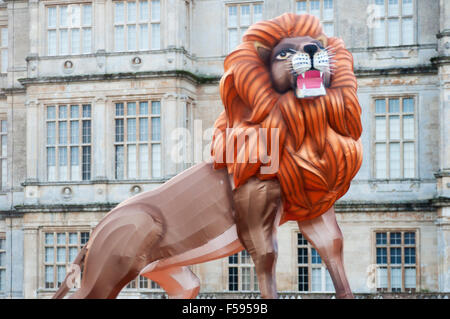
<box><xmin>23</xmin><ymin>226</ymin><xmax>39</xmax><ymax>299</ymax></box>
<box><xmin>4</xmin><ymin>216</ymin><xmax>24</xmax><ymax>298</ymax></box>
<box><xmin>161</xmin><ymin>93</ymin><xmax>178</xmax><ymax>178</ymax></box>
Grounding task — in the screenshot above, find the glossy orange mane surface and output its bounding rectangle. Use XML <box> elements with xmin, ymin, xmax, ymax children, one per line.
<box><xmin>211</xmin><ymin>13</ymin><xmax>363</xmax><ymax>223</ymax></box>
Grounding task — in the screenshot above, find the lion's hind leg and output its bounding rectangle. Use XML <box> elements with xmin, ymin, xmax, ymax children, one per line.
<box><xmin>143</xmin><ymin>266</ymin><xmax>200</xmax><ymax>299</ymax></box>
<box><xmin>70</xmin><ymin>203</ymin><xmax>164</xmax><ymax>299</ymax></box>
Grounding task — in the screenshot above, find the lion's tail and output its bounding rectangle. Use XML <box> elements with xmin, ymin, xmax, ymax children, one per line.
<box><xmin>52</xmin><ymin>245</ymin><xmax>88</xmax><ymax>299</ymax></box>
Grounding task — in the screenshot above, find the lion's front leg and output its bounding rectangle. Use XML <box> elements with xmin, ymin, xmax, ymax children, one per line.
<box><xmin>232</xmin><ymin>176</ymin><xmax>282</xmax><ymax>299</ymax></box>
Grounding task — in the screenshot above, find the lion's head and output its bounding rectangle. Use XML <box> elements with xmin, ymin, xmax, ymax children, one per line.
<box><xmin>211</xmin><ymin>13</ymin><xmax>363</xmax><ymax>222</ymax></box>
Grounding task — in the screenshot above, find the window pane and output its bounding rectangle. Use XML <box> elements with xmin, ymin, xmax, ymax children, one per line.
<box><xmin>390</xmin><ymin>142</ymin><xmax>400</xmax><ymax>178</ymax></box>
<box><xmin>298</xmin><ymin>233</ymin><xmax>308</xmax><ymax>245</ymax></box>
<box><xmin>69</xmin><ymin>233</ymin><xmax>77</xmax><ymax>245</ymax></box>
<box><xmin>128</xmin><ymin>25</ymin><xmax>137</xmax><ymax>51</ymax></box>
<box><xmin>57</xmin><ymin>247</ymin><xmax>66</xmax><ymax>263</ymax></box>
<box><xmin>45</xmin><ymin>247</ymin><xmax>54</xmax><ymax>263</ymax></box>
<box><xmin>389</xmin><ymin>99</ymin><xmax>399</xmax><ymax>113</ymax></box>
<box><xmin>403</xmin><ymin>142</ymin><xmax>415</xmax><ymax>177</ymax></box>
<box><xmin>57</xmin><ymin>233</ymin><xmax>66</xmax><ymax>245</ymax></box>
<box><xmin>375</xmin><ymin>99</ymin><xmax>386</xmax><ymax>114</ymax></box>
<box><xmin>373</xmin><ymin>20</ymin><xmax>385</xmax><ymax>46</ymax></box>
<box><xmin>323</xmin><ymin>0</ymin><xmax>334</xmax><ymax>20</ymax></box>
<box><xmin>45</xmin><ymin>233</ymin><xmax>54</xmax><ymax>245</ymax></box>
<box><xmin>388</xmin><ymin>19</ymin><xmax>400</xmax><ymax>46</ymax></box>
<box><xmin>376</xmin><ymin>232</ymin><xmax>387</xmax><ymax>245</ymax></box>
<box><xmin>128</xmin><ymin>144</ymin><xmax>137</xmax><ymax>179</ymax></box>
<box><xmin>140</xmin><ymin>24</ymin><xmax>149</xmax><ymax>50</ymax></box>
<box><xmin>151</xmin><ymin>23</ymin><xmax>160</xmax><ymax>49</ymax></box>
<box><xmin>228</xmin><ymin>253</ymin><xmax>238</xmax><ymax>264</ymax></box>
<box><xmin>59</xmin><ymin>147</ymin><xmax>68</xmax><ymax>180</ymax></box>
<box><xmin>115</xmin><ymin>26</ymin><xmax>125</xmax><ymax>51</ymax></box>
<box><xmin>323</xmin><ymin>23</ymin><xmax>334</xmax><ymax>37</ymax></box>
<box><xmin>228</xmin><ymin>29</ymin><xmax>238</xmax><ymax>52</ymax></box>
<box><xmin>60</xmin><ymin>29</ymin><xmax>69</xmax><ymax>55</ymax></box>
<box><xmin>115</xmin><ymin>145</ymin><xmax>124</xmax><ymax>179</ymax></box>
<box><xmin>45</xmin><ymin>266</ymin><xmax>54</xmax><ymax>288</ymax></box>
<box><xmin>82</xmin><ymin>104</ymin><xmax>91</xmax><ymax>117</ymax></box>
<box><xmin>391</xmin><ymin>267</ymin><xmax>401</xmax><ymax>291</ymax></box>
<box><xmin>253</xmin><ymin>4</ymin><xmax>263</xmax><ymax>22</ymax></box>
<box><xmin>241</xmin><ymin>250</ymin><xmax>251</xmax><ymax>264</ymax></box>
<box><xmin>82</xmin><ymin>120</ymin><xmax>91</xmax><ymax>143</ymax></box>
<box><xmin>115</xmin><ymin>119</ymin><xmax>124</xmax><ymax>142</ymax></box>
<box><xmin>47</xmin><ymin>122</ymin><xmax>56</xmax><ymax>145</ymax></box>
<box><xmin>59</xmin><ymin>121</ymin><xmax>68</xmax><ymax>144</ymax></box>
<box><xmin>310</xmin><ymin>0</ymin><xmax>320</xmax><ymax>17</ymax></box>
<box><xmin>151</xmin><ymin>0</ymin><xmax>160</xmax><ymax>21</ymax></box>
<box><xmin>228</xmin><ymin>267</ymin><xmax>238</xmax><ymax>291</ymax></box>
<box><xmin>140</xmin><ymin>144</ymin><xmax>149</xmax><ymax>178</ymax></box>
<box><xmin>81</xmin><ymin>232</ymin><xmax>89</xmax><ymax>245</ymax></box>
<box><xmin>1</xmin><ymin>120</ymin><xmax>6</xmax><ymax>133</ymax></box>
<box><xmin>57</xmin><ymin>7</ymin><xmax>66</xmax><ymax>27</ymax></box>
<box><xmin>403</xmin><ymin>98</ymin><xmax>414</xmax><ymax>113</ymax></box>
<box><xmin>389</xmin><ymin>116</ymin><xmax>400</xmax><ymax>139</ymax></box>
<box><xmin>388</xmin><ymin>0</ymin><xmax>399</xmax><ymax>16</ymax></box>
<box><xmin>83</xmin><ymin>28</ymin><xmax>92</xmax><ymax>53</ymax></box>
<box><xmin>242</xmin><ymin>267</ymin><xmax>251</xmax><ymax>290</ymax></box>
<box><xmin>403</xmin><ymin>115</ymin><xmax>414</xmax><ymax>139</ymax></box>
<box><xmin>139</xmin><ymin>118</ymin><xmax>148</xmax><ymax>141</ymax></box>
<box><xmin>69</xmin><ymin>247</ymin><xmax>77</xmax><ymax>262</ymax></box>
<box><xmin>1</xmin><ymin>28</ymin><xmax>8</xmax><ymax>47</ymax></box>
<box><xmin>59</xmin><ymin>105</ymin><xmax>67</xmax><ymax>119</ymax></box>
<box><xmin>404</xmin><ymin>232</ymin><xmax>415</xmax><ymax>245</ymax></box>
<box><xmin>240</xmin><ymin>5</ymin><xmax>250</xmax><ymax>26</ymax></box>
<box><xmin>298</xmin><ymin>248</ymin><xmax>308</xmax><ymax>264</ymax></box>
<box><xmin>228</xmin><ymin>6</ymin><xmax>237</xmax><ymax>27</ymax></box>
<box><xmin>405</xmin><ymin>267</ymin><xmax>416</xmax><ymax>288</ymax></box>
<box><xmin>377</xmin><ymin>266</ymin><xmax>388</xmax><ymax>288</ymax></box>
<box><xmin>57</xmin><ymin>265</ymin><xmax>66</xmax><ymax>286</ymax></box>
<box><xmin>1</xmin><ymin>50</ymin><xmax>7</xmax><ymax>73</ymax></box>
<box><xmin>298</xmin><ymin>267</ymin><xmax>308</xmax><ymax>291</ymax></box>
<box><xmin>405</xmin><ymin>247</ymin><xmax>416</xmax><ymax>264</ymax></box>
<box><xmin>152</xmin><ymin>144</ymin><xmax>161</xmax><ymax>177</ymax></box>
<box><xmin>116</xmin><ymin>103</ymin><xmax>124</xmax><ymax>116</ymax></box>
<box><xmin>376</xmin><ymin>247</ymin><xmax>387</xmax><ymax>264</ymax></box>
<box><xmin>128</xmin><ymin>102</ymin><xmax>136</xmax><ymax>116</ymax></box>
<box><xmin>128</xmin><ymin>1</ymin><xmax>137</xmax><ymax>22</ymax></box>
<box><xmin>375</xmin><ymin>143</ymin><xmax>387</xmax><ymax>178</ymax></box>
<box><xmin>311</xmin><ymin>248</ymin><xmax>321</xmax><ymax>264</ymax></box>
<box><xmin>375</xmin><ymin>117</ymin><xmax>386</xmax><ymax>140</ymax></box>
<box><xmin>82</xmin><ymin>4</ymin><xmax>92</xmax><ymax>26</ymax></box>
<box><xmin>115</xmin><ymin>2</ymin><xmax>125</xmax><ymax>24</ymax></box>
<box><xmin>402</xmin><ymin>18</ymin><xmax>414</xmax><ymax>45</ymax></box>
<box><xmin>71</xmin><ymin>5</ymin><xmax>81</xmax><ymax>27</ymax></box>
<box><xmin>296</xmin><ymin>1</ymin><xmax>307</xmax><ymax>14</ymax></box>
<box><xmin>311</xmin><ymin>268</ymin><xmax>321</xmax><ymax>291</ymax></box>
<box><xmin>72</xmin><ymin>29</ymin><xmax>80</xmax><ymax>54</ymax></box>
<box><xmin>140</xmin><ymin>101</ymin><xmax>148</xmax><ymax>115</ymax></box>
<box><xmin>390</xmin><ymin>232</ymin><xmax>401</xmax><ymax>244</ymax></box>
<box><xmin>1</xmin><ymin>136</ymin><xmax>6</xmax><ymax>157</ymax></box>
<box><xmin>48</xmin><ymin>7</ymin><xmax>57</xmax><ymax>28</ymax></box>
<box><xmin>151</xmin><ymin>101</ymin><xmax>160</xmax><ymax>114</ymax></box>
<box><xmin>47</xmin><ymin>147</ymin><xmax>56</xmax><ymax>180</ymax></box>
<box><xmin>70</xmin><ymin>105</ymin><xmax>79</xmax><ymax>118</ymax></box>
<box><xmin>48</xmin><ymin>30</ymin><xmax>57</xmax><ymax>55</ymax></box>
<box><xmin>402</xmin><ymin>0</ymin><xmax>413</xmax><ymax>15</ymax></box>
<box><xmin>71</xmin><ymin>146</ymin><xmax>80</xmax><ymax>180</ymax></box>
<box><xmin>70</xmin><ymin>121</ymin><xmax>79</xmax><ymax>144</ymax></box>
<box><xmin>140</xmin><ymin>0</ymin><xmax>149</xmax><ymax>21</ymax></box>
<box><xmin>151</xmin><ymin>117</ymin><xmax>161</xmax><ymax>141</ymax></box>
<box><xmin>390</xmin><ymin>248</ymin><xmax>401</xmax><ymax>264</ymax></box>
<box><xmin>82</xmin><ymin>146</ymin><xmax>91</xmax><ymax>180</ymax></box>
<box><xmin>325</xmin><ymin>269</ymin><xmax>334</xmax><ymax>291</ymax></box>
<box><xmin>127</xmin><ymin>118</ymin><xmax>137</xmax><ymax>142</ymax></box>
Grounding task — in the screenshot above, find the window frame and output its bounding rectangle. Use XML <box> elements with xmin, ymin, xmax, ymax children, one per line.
<box><xmin>370</xmin><ymin>0</ymin><xmax>416</xmax><ymax>47</ymax></box>
<box><xmin>371</xmin><ymin>95</ymin><xmax>418</xmax><ymax>180</ymax></box>
<box><xmin>372</xmin><ymin>229</ymin><xmax>420</xmax><ymax>292</ymax></box>
<box><xmin>296</xmin><ymin>231</ymin><xmax>334</xmax><ymax>293</ymax></box>
<box><xmin>112</xmin><ymin>0</ymin><xmax>162</xmax><ymax>52</ymax></box>
<box><xmin>225</xmin><ymin>1</ymin><xmax>264</xmax><ymax>53</ymax></box>
<box><xmin>45</xmin><ymin>103</ymin><xmax>92</xmax><ymax>182</ymax></box>
<box><xmin>113</xmin><ymin>99</ymin><xmax>162</xmax><ymax>180</ymax></box>
<box><xmin>45</xmin><ymin>1</ymin><xmax>93</xmax><ymax>56</ymax></box>
<box><xmin>41</xmin><ymin>229</ymin><xmax>91</xmax><ymax>290</ymax></box>
<box><xmin>227</xmin><ymin>250</ymin><xmax>259</xmax><ymax>292</ymax></box>
<box><xmin>0</xmin><ymin>26</ymin><xmax>7</xmax><ymax>73</ymax></box>
<box><xmin>294</xmin><ymin>0</ymin><xmax>336</xmax><ymax>37</ymax></box>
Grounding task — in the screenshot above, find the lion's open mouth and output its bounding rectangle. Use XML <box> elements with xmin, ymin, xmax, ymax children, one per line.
<box><xmin>295</xmin><ymin>70</ymin><xmax>326</xmax><ymax>98</ymax></box>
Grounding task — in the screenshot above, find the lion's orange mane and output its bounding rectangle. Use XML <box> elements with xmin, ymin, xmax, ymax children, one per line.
<box><xmin>211</xmin><ymin>13</ymin><xmax>363</xmax><ymax>223</ymax></box>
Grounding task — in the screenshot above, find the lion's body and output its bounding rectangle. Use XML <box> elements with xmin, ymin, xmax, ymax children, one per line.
<box><xmin>211</xmin><ymin>13</ymin><xmax>362</xmax><ymax>222</ymax></box>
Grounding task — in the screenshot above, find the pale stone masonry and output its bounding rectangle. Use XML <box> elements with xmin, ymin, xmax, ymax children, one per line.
<box><xmin>0</xmin><ymin>0</ymin><xmax>449</xmax><ymax>298</ymax></box>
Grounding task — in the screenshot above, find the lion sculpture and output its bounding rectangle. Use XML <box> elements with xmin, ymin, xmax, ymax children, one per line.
<box><xmin>53</xmin><ymin>13</ymin><xmax>362</xmax><ymax>299</ymax></box>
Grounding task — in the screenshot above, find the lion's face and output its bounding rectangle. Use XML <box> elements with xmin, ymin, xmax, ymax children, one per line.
<box><xmin>256</xmin><ymin>36</ymin><xmax>332</xmax><ymax>99</ymax></box>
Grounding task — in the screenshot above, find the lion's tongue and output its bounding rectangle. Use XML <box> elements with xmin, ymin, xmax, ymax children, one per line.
<box><xmin>297</xmin><ymin>70</ymin><xmax>322</xmax><ymax>89</ymax></box>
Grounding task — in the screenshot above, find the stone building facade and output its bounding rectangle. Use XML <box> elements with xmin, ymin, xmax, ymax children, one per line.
<box><xmin>0</xmin><ymin>0</ymin><xmax>449</xmax><ymax>298</ymax></box>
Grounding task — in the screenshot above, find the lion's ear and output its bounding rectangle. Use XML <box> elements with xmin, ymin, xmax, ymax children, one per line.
<box><xmin>316</xmin><ymin>34</ymin><xmax>328</xmax><ymax>48</ymax></box>
<box><xmin>254</xmin><ymin>41</ymin><xmax>271</xmax><ymax>65</ymax></box>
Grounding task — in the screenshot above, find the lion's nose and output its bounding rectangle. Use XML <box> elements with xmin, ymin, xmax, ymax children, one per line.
<box><xmin>303</xmin><ymin>44</ymin><xmax>318</xmax><ymax>58</ymax></box>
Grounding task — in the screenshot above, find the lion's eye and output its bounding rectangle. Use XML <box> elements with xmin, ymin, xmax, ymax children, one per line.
<box><xmin>276</xmin><ymin>50</ymin><xmax>294</xmax><ymax>60</ymax></box>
